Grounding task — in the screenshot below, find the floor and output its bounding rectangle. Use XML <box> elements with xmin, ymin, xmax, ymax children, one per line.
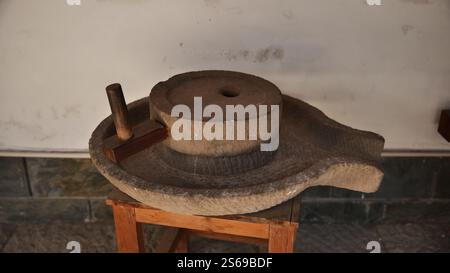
<box><xmin>0</xmin><ymin>222</ymin><xmax>448</xmax><ymax>253</ymax></box>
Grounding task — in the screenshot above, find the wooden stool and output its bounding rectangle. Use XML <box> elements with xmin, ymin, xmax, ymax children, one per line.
<box><xmin>106</xmin><ymin>189</ymin><xmax>300</xmax><ymax>253</ymax></box>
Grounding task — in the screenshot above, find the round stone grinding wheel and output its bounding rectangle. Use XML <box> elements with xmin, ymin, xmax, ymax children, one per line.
<box><xmin>89</xmin><ymin>71</ymin><xmax>385</xmax><ymax>215</ymax></box>
<box><xmin>149</xmin><ymin>70</ymin><xmax>282</xmax><ymax>157</ymax></box>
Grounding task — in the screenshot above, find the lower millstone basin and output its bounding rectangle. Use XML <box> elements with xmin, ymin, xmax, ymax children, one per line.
<box><xmin>91</xmin><ymin>94</ymin><xmax>384</xmax><ymax>215</ymax></box>
<box><xmin>155</xmin><ymin>144</ymin><xmax>277</xmax><ymax>176</ymax></box>
<box><xmin>90</xmin><ymin>70</ymin><xmax>384</xmax><ymax>215</ymax></box>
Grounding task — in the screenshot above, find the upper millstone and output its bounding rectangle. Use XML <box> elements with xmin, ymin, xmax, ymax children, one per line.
<box><xmin>149</xmin><ymin>70</ymin><xmax>282</xmax><ymax>158</ymax></box>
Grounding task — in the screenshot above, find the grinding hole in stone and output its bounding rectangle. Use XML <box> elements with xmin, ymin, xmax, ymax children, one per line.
<box><xmin>220</xmin><ymin>89</ymin><xmax>239</xmax><ymax>98</ymax></box>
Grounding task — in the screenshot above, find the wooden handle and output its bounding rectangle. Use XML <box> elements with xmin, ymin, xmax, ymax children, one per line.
<box><xmin>106</xmin><ymin>83</ymin><xmax>133</xmax><ymax>141</ymax></box>
<box><xmin>103</xmin><ymin>120</ymin><xmax>168</xmax><ymax>163</ymax></box>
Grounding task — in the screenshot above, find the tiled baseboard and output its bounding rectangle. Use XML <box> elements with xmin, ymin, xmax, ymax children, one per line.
<box><xmin>0</xmin><ymin>157</ymin><xmax>449</xmax><ymax>224</ymax></box>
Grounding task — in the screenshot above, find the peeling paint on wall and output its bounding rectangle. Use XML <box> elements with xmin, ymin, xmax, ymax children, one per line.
<box><xmin>401</xmin><ymin>0</ymin><xmax>431</xmax><ymax>4</ymax></box>
<box><xmin>401</xmin><ymin>25</ymin><xmax>415</xmax><ymax>35</ymax></box>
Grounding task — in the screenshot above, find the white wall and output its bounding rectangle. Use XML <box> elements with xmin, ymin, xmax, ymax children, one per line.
<box><xmin>0</xmin><ymin>0</ymin><xmax>449</xmax><ymax>155</ymax></box>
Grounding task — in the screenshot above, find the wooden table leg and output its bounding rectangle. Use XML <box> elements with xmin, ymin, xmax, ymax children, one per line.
<box><xmin>172</xmin><ymin>229</ymin><xmax>189</xmax><ymax>253</ymax></box>
<box><xmin>268</xmin><ymin>223</ymin><xmax>298</xmax><ymax>253</ymax></box>
<box><xmin>112</xmin><ymin>204</ymin><xmax>145</xmax><ymax>253</ymax></box>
